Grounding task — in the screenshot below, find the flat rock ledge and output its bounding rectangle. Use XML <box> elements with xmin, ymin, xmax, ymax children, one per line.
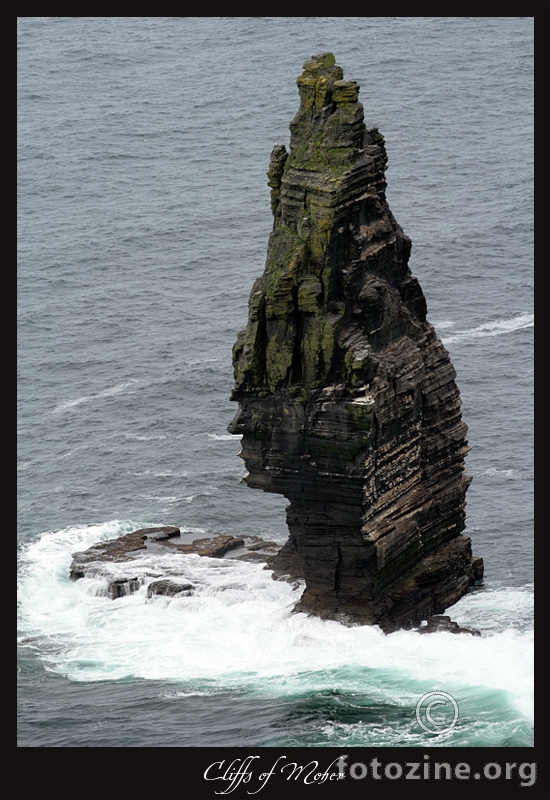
<box><xmin>69</xmin><ymin>526</ymin><xmax>281</xmax><ymax>600</ymax></box>
<box><xmin>69</xmin><ymin>526</ymin><xmax>481</xmax><ymax>634</ymax></box>
<box><xmin>69</xmin><ymin>526</ymin><xmax>181</xmax><ymax>580</ymax></box>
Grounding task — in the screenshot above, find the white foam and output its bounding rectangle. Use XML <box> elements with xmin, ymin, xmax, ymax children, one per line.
<box><xmin>57</xmin><ymin>443</ymin><xmax>90</xmax><ymax>459</ymax></box>
<box><xmin>137</xmin><ymin>495</ymin><xmax>182</xmax><ymax>505</ymax></box>
<box><xmin>206</xmin><ymin>433</ymin><xmax>243</xmax><ymax>441</ymax></box>
<box><xmin>53</xmin><ymin>380</ymin><xmax>139</xmax><ymax>414</ymax></box>
<box><xmin>481</xmin><ymin>467</ymin><xmax>516</xmax><ymax>479</ymax></box>
<box><xmin>183</xmin><ymin>357</ymin><xmax>220</xmax><ymax>366</ymax></box>
<box><xmin>451</xmin><ymin>585</ymin><xmax>534</xmax><ymax>633</ymax></box>
<box><xmin>17</xmin><ymin>523</ymin><xmax>533</xmax><ymax>724</ymax></box>
<box><xmin>178</xmin><ymin>489</ymin><xmax>219</xmax><ymax>503</ymax></box>
<box><xmin>432</xmin><ymin>320</ymin><xmax>456</xmax><ymax>331</ymax></box>
<box><xmin>130</xmin><ymin>469</ymin><xmax>190</xmax><ymax>478</ymax></box>
<box><xmin>123</xmin><ymin>433</ymin><xmax>167</xmax><ymax>441</ymax></box>
<box><xmin>161</xmin><ymin>690</ymin><xmax>219</xmax><ymax>699</ymax></box>
<box><xmin>441</xmin><ymin>313</ymin><xmax>533</xmax><ymax>345</ymax></box>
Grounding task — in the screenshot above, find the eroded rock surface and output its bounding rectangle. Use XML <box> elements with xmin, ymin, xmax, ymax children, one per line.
<box><xmin>417</xmin><ymin>615</ymin><xmax>481</xmax><ymax>636</ymax></box>
<box><xmin>69</xmin><ymin>527</ymin><xmax>281</xmax><ymax>599</ymax></box>
<box><xmin>229</xmin><ymin>52</ymin><xmax>483</xmax><ymax>631</ymax></box>
<box><xmin>69</xmin><ymin>526</ymin><xmax>181</xmax><ymax>581</ymax></box>
<box><xmin>147</xmin><ymin>580</ymin><xmax>195</xmax><ymax>599</ymax></box>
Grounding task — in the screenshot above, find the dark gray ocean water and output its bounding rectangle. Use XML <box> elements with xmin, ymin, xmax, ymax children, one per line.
<box><xmin>18</xmin><ymin>17</ymin><xmax>533</xmax><ymax>748</ymax></box>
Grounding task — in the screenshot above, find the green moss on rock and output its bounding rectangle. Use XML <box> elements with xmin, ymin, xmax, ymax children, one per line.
<box><xmin>231</xmin><ymin>53</ymin><xmax>390</xmax><ymax>399</ymax></box>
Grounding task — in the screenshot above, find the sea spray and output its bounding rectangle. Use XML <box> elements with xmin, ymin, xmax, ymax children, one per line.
<box><xmin>18</xmin><ymin>521</ymin><xmax>533</xmax><ymax>747</ymax></box>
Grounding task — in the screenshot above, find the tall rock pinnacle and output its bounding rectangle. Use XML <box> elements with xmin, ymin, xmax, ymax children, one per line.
<box><xmin>229</xmin><ymin>53</ymin><xmax>483</xmax><ymax>631</ymax></box>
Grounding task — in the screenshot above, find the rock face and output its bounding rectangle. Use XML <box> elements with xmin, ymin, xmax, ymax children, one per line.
<box><xmin>228</xmin><ymin>52</ymin><xmax>483</xmax><ymax>632</ymax></box>
<box><xmin>417</xmin><ymin>615</ymin><xmax>481</xmax><ymax>636</ymax></box>
<box><xmin>147</xmin><ymin>580</ymin><xmax>195</xmax><ymax>599</ymax></box>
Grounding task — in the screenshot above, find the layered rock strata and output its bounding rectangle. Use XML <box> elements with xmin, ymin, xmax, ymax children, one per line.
<box><xmin>229</xmin><ymin>52</ymin><xmax>483</xmax><ymax>631</ymax></box>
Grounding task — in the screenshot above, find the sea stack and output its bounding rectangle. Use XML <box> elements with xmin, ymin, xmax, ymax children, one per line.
<box><xmin>229</xmin><ymin>53</ymin><xmax>483</xmax><ymax>631</ymax></box>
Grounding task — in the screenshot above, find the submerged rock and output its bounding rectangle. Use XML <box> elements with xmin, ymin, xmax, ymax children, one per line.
<box><xmin>69</xmin><ymin>527</ymin><xmax>284</xmax><ymax>599</ymax></box>
<box><xmin>417</xmin><ymin>615</ymin><xmax>481</xmax><ymax>636</ymax></box>
<box><xmin>147</xmin><ymin>580</ymin><xmax>195</xmax><ymax>599</ymax></box>
<box><xmin>69</xmin><ymin>526</ymin><xmax>181</xmax><ymax>581</ymax></box>
<box><xmin>108</xmin><ymin>577</ymin><xmax>142</xmax><ymax>600</ymax></box>
<box><xmin>229</xmin><ymin>52</ymin><xmax>483</xmax><ymax>632</ymax></box>
<box><xmin>69</xmin><ymin>526</ymin><xmax>181</xmax><ymax>599</ymax></box>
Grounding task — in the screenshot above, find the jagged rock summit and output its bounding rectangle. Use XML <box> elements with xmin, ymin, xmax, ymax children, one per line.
<box><xmin>229</xmin><ymin>53</ymin><xmax>483</xmax><ymax>631</ymax></box>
